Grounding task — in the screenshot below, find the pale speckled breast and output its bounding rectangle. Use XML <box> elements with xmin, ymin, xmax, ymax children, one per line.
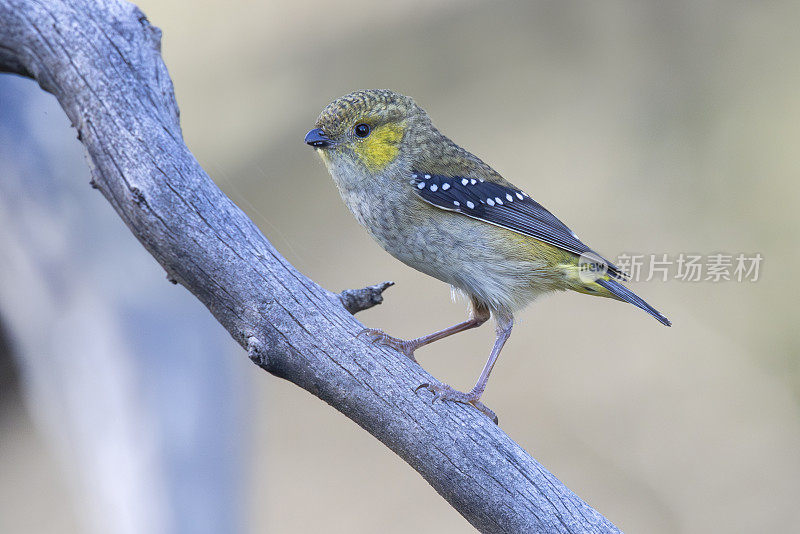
<box><xmin>335</xmin><ymin>173</ymin><xmax>570</xmax><ymax>313</ymax></box>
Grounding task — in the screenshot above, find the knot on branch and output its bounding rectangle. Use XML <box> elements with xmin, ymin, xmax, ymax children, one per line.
<box><xmin>130</xmin><ymin>186</ymin><xmax>146</xmax><ymax>205</ymax></box>
<box><xmin>246</xmin><ymin>336</ymin><xmax>267</xmax><ymax>367</ymax></box>
<box><xmin>339</xmin><ymin>281</ymin><xmax>394</xmax><ymax>314</ymax></box>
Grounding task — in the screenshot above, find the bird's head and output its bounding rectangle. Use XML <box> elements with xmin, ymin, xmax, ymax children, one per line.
<box><xmin>305</xmin><ymin>89</ymin><xmax>430</xmax><ymax>183</ymax></box>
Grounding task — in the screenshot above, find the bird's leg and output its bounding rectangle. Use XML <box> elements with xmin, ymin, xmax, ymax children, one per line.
<box><xmin>358</xmin><ymin>300</ymin><xmax>490</xmax><ymax>362</ymax></box>
<box><xmin>416</xmin><ymin>312</ymin><xmax>514</xmax><ymax>424</ymax></box>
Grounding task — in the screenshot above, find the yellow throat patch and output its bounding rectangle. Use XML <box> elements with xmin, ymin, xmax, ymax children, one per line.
<box><xmin>354</xmin><ymin>122</ymin><xmax>404</xmax><ymax>172</ymax></box>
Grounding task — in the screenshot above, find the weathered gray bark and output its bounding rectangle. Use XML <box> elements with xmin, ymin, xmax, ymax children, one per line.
<box><xmin>0</xmin><ymin>1</ymin><xmax>620</xmax><ymax>532</ymax></box>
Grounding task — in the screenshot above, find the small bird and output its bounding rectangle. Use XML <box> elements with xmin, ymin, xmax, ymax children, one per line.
<box><xmin>305</xmin><ymin>89</ymin><xmax>670</xmax><ymax>422</ymax></box>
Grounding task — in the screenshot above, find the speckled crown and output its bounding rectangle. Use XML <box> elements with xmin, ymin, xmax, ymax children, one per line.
<box><xmin>314</xmin><ymin>89</ymin><xmax>419</xmax><ymax>135</ymax></box>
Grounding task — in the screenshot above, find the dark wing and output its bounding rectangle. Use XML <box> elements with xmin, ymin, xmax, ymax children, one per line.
<box><xmin>410</xmin><ymin>172</ymin><xmax>627</xmax><ymax>280</ymax></box>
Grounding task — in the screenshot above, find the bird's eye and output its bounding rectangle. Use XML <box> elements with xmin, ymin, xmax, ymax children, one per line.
<box><xmin>354</xmin><ymin>123</ymin><xmax>371</xmax><ymax>138</ymax></box>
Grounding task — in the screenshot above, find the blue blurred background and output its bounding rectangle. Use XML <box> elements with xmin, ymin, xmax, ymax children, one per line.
<box><xmin>1</xmin><ymin>1</ymin><xmax>799</xmax><ymax>532</ymax></box>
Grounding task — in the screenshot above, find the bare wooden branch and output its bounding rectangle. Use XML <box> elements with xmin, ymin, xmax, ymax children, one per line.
<box><xmin>0</xmin><ymin>1</ymin><xmax>621</xmax><ymax>532</ymax></box>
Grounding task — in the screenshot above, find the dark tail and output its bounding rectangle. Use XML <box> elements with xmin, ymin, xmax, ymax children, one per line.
<box><xmin>596</xmin><ymin>278</ymin><xmax>671</xmax><ymax>327</ymax></box>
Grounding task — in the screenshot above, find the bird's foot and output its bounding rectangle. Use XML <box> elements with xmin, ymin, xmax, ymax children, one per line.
<box><xmin>357</xmin><ymin>328</ymin><xmax>418</xmax><ymax>362</ymax></box>
<box><xmin>414</xmin><ymin>382</ymin><xmax>498</xmax><ymax>424</ymax></box>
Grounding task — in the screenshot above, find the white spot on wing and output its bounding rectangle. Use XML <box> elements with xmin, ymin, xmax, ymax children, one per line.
<box><xmin>516</xmin><ymin>192</ymin><xmax>524</xmax><ymax>200</ymax></box>
<box><xmin>442</xmin><ymin>183</ymin><xmax>450</xmax><ymax>190</ymax></box>
<box><xmin>486</xmin><ymin>198</ymin><xmax>495</xmax><ymax>206</ymax></box>
<box><xmin>506</xmin><ymin>194</ymin><xmax>514</xmax><ymax>202</ymax></box>
<box><xmin>495</xmin><ymin>197</ymin><xmax>503</xmax><ymax>205</ymax></box>
<box><xmin>470</xmin><ymin>179</ymin><xmax>477</xmax><ymax>185</ymax></box>
<box><xmin>466</xmin><ymin>201</ymin><xmax>475</xmax><ymax>209</ymax></box>
<box><xmin>453</xmin><ymin>200</ymin><xmax>460</xmax><ymax>206</ymax></box>
<box><xmin>417</xmin><ymin>182</ymin><xmax>425</xmax><ymax>189</ymax></box>
<box><xmin>424</xmin><ymin>174</ymin><xmax>431</xmax><ymax>179</ymax></box>
<box><xmin>430</xmin><ymin>184</ymin><xmax>438</xmax><ymax>192</ymax></box>
<box><xmin>461</xmin><ymin>179</ymin><xmax>469</xmax><ymax>186</ymax></box>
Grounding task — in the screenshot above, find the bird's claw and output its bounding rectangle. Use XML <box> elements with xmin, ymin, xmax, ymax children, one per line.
<box><xmin>414</xmin><ymin>382</ymin><xmax>499</xmax><ymax>424</ymax></box>
<box><xmin>414</xmin><ymin>383</ymin><xmax>430</xmax><ymax>393</ymax></box>
<box><xmin>357</xmin><ymin>328</ymin><xmax>418</xmax><ymax>362</ymax></box>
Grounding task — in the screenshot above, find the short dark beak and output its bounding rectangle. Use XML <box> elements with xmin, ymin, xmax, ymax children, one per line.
<box><xmin>304</xmin><ymin>128</ymin><xmax>331</xmax><ymax>148</ymax></box>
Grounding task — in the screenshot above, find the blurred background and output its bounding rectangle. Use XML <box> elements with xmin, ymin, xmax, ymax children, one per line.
<box><xmin>1</xmin><ymin>1</ymin><xmax>799</xmax><ymax>532</ymax></box>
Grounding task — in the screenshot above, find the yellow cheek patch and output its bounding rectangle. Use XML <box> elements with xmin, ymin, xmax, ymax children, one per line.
<box><xmin>355</xmin><ymin>123</ymin><xmax>404</xmax><ymax>172</ymax></box>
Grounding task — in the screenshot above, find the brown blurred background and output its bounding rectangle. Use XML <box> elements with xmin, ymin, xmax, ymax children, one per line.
<box><xmin>1</xmin><ymin>1</ymin><xmax>799</xmax><ymax>532</ymax></box>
